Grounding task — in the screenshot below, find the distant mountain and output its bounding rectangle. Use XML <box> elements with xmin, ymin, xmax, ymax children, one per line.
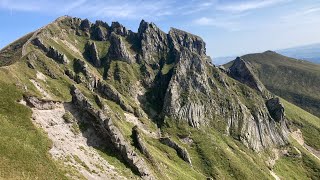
<box><xmin>225</xmin><ymin>51</ymin><xmax>320</xmax><ymax>117</ymax></box>
<box><xmin>277</xmin><ymin>43</ymin><xmax>320</xmax><ymax>64</ymax></box>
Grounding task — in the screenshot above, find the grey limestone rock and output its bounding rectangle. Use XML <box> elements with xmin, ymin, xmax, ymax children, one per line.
<box><xmin>70</xmin><ymin>86</ymin><xmax>154</xmax><ymax>179</ymax></box>
<box><xmin>110</xmin><ymin>22</ymin><xmax>128</xmax><ymax>36</ymax></box>
<box><xmin>47</xmin><ymin>46</ymin><xmax>69</xmax><ymax>64</ymax></box>
<box><xmin>85</xmin><ymin>42</ymin><xmax>100</xmax><ymax>67</ymax></box>
<box><xmin>160</xmin><ymin>137</ymin><xmax>192</xmax><ymax>165</ymax></box>
<box><xmin>266</xmin><ymin>97</ymin><xmax>285</xmax><ymax>122</ymax></box>
<box><xmin>228</xmin><ymin>57</ymin><xmax>265</xmax><ymax>93</ymax></box>
<box><xmin>96</xmin><ymin>80</ymin><xmax>134</xmax><ymax>113</ymax></box>
<box><xmin>108</xmin><ymin>32</ymin><xmax>135</xmax><ymax>63</ymax></box>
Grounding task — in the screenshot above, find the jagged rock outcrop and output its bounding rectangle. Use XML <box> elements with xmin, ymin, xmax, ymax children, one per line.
<box><xmin>47</xmin><ymin>46</ymin><xmax>69</xmax><ymax>64</ymax></box>
<box><xmin>228</xmin><ymin>57</ymin><xmax>265</xmax><ymax>93</ymax></box>
<box><xmin>32</xmin><ymin>37</ymin><xmax>69</xmax><ymax>64</ymax></box>
<box><xmin>70</xmin><ymin>86</ymin><xmax>154</xmax><ymax>179</ymax></box>
<box><xmin>160</xmin><ymin>137</ymin><xmax>192</xmax><ymax>165</ymax></box>
<box><xmin>91</xmin><ymin>20</ymin><xmax>109</xmax><ymax>41</ymax></box>
<box><xmin>138</xmin><ymin>20</ymin><xmax>169</xmax><ymax>65</ymax></box>
<box><xmin>266</xmin><ymin>97</ymin><xmax>285</xmax><ymax>122</ymax></box>
<box><xmin>73</xmin><ymin>59</ymin><xmax>98</xmax><ymax>90</ymax></box>
<box><xmin>108</xmin><ymin>32</ymin><xmax>135</xmax><ymax>63</ymax></box>
<box><xmin>24</xmin><ymin>96</ymin><xmax>60</xmax><ymax>110</ymax></box>
<box><xmin>132</xmin><ymin>126</ymin><xmax>153</xmax><ymax>160</ymax></box>
<box><xmin>32</xmin><ymin>37</ymin><xmax>48</xmax><ymax>52</ymax></box>
<box><xmin>161</xmin><ymin>30</ymin><xmax>288</xmax><ymax>151</ymax></box>
<box><xmin>24</xmin><ymin>16</ymin><xmax>290</xmax><ymax>153</ymax></box>
<box><xmin>85</xmin><ymin>42</ymin><xmax>100</xmax><ymax>67</ymax></box>
<box><xmin>80</xmin><ymin>19</ymin><xmax>91</xmax><ymax>31</ymax></box>
<box><xmin>96</xmin><ymin>81</ymin><xmax>134</xmax><ymax>113</ymax></box>
<box><xmin>110</xmin><ymin>22</ymin><xmax>128</xmax><ymax>36</ymax></box>
<box><xmin>169</xmin><ymin>28</ymin><xmax>207</xmax><ymax>58</ymax></box>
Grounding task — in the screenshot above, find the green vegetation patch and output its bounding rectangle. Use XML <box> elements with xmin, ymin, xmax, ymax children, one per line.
<box><xmin>281</xmin><ymin>98</ymin><xmax>320</xmax><ymax>150</ymax></box>
<box><xmin>0</xmin><ymin>81</ymin><xmax>66</xmax><ymax>179</ymax></box>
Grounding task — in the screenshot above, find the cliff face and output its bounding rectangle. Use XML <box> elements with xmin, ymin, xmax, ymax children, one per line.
<box><xmin>0</xmin><ymin>16</ymin><xmax>297</xmax><ymax>179</ymax></box>
<box><xmin>11</xmin><ymin>16</ymin><xmax>289</xmax><ymax>151</ymax></box>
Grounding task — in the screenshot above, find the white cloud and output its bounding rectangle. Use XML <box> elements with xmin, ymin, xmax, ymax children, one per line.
<box><xmin>193</xmin><ymin>16</ymin><xmax>242</xmax><ymax>31</ymax></box>
<box><xmin>282</xmin><ymin>6</ymin><xmax>320</xmax><ymax>21</ymax></box>
<box><xmin>216</xmin><ymin>0</ymin><xmax>289</xmax><ymax>12</ymax></box>
<box><xmin>194</xmin><ymin>17</ymin><xmax>213</xmax><ymax>25</ymax></box>
<box><xmin>0</xmin><ymin>0</ymin><xmax>175</xmax><ymax>19</ymax></box>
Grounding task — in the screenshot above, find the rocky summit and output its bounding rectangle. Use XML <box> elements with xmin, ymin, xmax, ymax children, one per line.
<box><xmin>0</xmin><ymin>16</ymin><xmax>319</xmax><ymax>180</ymax></box>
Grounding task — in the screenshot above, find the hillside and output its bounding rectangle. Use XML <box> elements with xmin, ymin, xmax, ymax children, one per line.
<box><xmin>225</xmin><ymin>51</ymin><xmax>320</xmax><ymax>118</ymax></box>
<box><xmin>0</xmin><ymin>16</ymin><xmax>319</xmax><ymax>179</ymax></box>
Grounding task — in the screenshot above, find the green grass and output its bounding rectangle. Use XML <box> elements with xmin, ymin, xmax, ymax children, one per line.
<box><xmin>73</xmin><ymin>155</ymin><xmax>90</xmax><ymax>172</ymax></box>
<box><xmin>106</xmin><ymin>61</ymin><xmax>140</xmax><ymax>96</ymax></box>
<box><xmin>63</xmin><ymin>111</ymin><xmax>74</xmax><ymax>123</ymax></box>
<box><xmin>161</xmin><ymin>120</ymin><xmax>274</xmax><ymax>179</ymax></box>
<box><xmin>161</xmin><ymin>63</ymin><xmax>174</xmax><ymax>75</ymax></box>
<box><xmin>274</xmin><ymin>137</ymin><xmax>320</xmax><ymax>180</ymax></box>
<box><xmin>281</xmin><ymin>98</ymin><xmax>320</xmax><ymax>150</ymax></box>
<box><xmin>96</xmin><ymin>148</ymin><xmax>139</xmax><ymax>179</ymax></box>
<box><xmin>0</xmin><ymin>81</ymin><xmax>66</xmax><ymax>179</ymax></box>
<box><xmin>226</xmin><ymin>51</ymin><xmax>320</xmax><ymax>117</ymax></box>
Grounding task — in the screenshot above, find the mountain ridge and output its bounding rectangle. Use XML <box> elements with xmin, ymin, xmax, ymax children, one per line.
<box><xmin>0</xmin><ymin>16</ymin><xmax>319</xmax><ymax>179</ymax></box>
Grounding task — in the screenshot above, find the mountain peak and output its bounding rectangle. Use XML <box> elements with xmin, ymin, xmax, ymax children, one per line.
<box><xmin>2</xmin><ymin>15</ymin><xmax>318</xmax><ymax>180</ymax></box>
<box><xmin>229</xmin><ymin>56</ymin><xmax>266</xmax><ymax>93</ymax></box>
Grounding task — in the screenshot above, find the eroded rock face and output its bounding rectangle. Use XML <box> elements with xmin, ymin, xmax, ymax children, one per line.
<box><xmin>32</xmin><ymin>38</ymin><xmax>48</xmax><ymax>52</ymax></box>
<box><xmin>70</xmin><ymin>86</ymin><xmax>154</xmax><ymax>179</ymax></box>
<box><xmin>108</xmin><ymin>32</ymin><xmax>135</xmax><ymax>63</ymax></box>
<box><xmin>96</xmin><ymin>81</ymin><xmax>134</xmax><ymax>113</ymax></box>
<box><xmin>266</xmin><ymin>97</ymin><xmax>285</xmax><ymax>122</ymax></box>
<box><xmin>85</xmin><ymin>42</ymin><xmax>100</xmax><ymax>67</ymax></box>
<box><xmin>168</xmin><ymin>28</ymin><xmax>206</xmax><ymax>58</ymax></box>
<box><xmin>132</xmin><ymin>126</ymin><xmax>153</xmax><ymax>160</ymax></box>
<box><xmin>110</xmin><ymin>22</ymin><xmax>128</xmax><ymax>36</ymax></box>
<box><xmin>160</xmin><ymin>137</ymin><xmax>192</xmax><ymax>165</ymax></box>
<box><xmin>91</xmin><ymin>21</ymin><xmax>109</xmax><ymax>41</ymax></box>
<box><xmin>24</xmin><ymin>96</ymin><xmax>60</xmax><ymax>110</ymax></box>
<box><xmin>228</xmin><ymin>57</ymin><xmax>265</xmax><ymax>93</ymax></box>
<box><xmin>73</xmin><ymin>59</ymin><xmax>98</xmax><ymax>90</ymax></box>
<box><xmin>160</xmin><ymin>30</ymin><xmax>288</xmax><ymax>151</ymax></box>
<box><xmin>138</xmin><ymin>20</ymin><xmax>169</xmax><ymax>65</ymax></box>
<box><xmin>47</xmin><ymin>46</ymin><xmax>69</xmax><ymax>64</ymax></box>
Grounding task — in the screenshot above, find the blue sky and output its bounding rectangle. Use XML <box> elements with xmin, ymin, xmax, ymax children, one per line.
<box><xmin>1</xmin><ymin>0</ymin><xmax>320</xmax><ymax>63</ymax></box>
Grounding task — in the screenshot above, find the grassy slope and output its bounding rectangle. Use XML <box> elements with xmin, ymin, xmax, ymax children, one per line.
<box><xmin>281</xmin><ymin>98</ymin><xmax>320</xmax><ymax>150</ymax></box>
<box><xmin>226</xmin><ymin>51</ymin><xmax>320</xmax><ymax>117</ymax></box>
<box><xmin>0</xmin><ymin>67</ymin><xmax>67</xmax><ymax>179</ymax></box>
<box><xmin>273</xmin><ymin>98</ymin><xmax>320</xmax><ymax>179</ymax></box>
